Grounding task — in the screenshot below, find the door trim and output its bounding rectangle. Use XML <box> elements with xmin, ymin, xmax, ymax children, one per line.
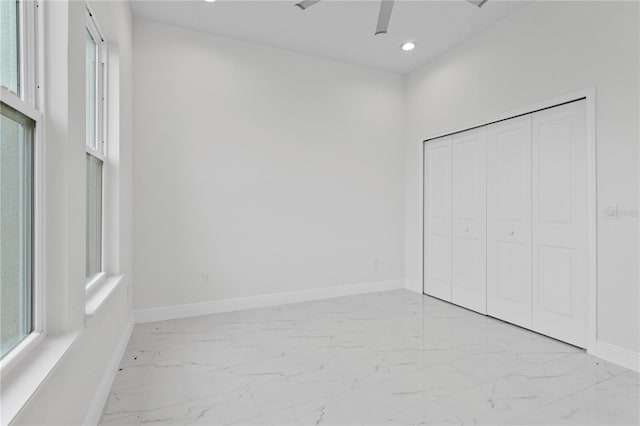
<box><xmin>420</xmin><ymin>87</ymin><xmax>597</xmax><ymax>354</ymax></box>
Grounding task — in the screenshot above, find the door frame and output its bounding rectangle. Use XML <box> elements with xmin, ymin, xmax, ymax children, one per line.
<box><xmin>420</xmin><ymin>87</ymin><xmax>597</xmax><ymax>352</ymax></box>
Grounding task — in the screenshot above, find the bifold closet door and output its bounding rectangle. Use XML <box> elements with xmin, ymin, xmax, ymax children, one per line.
<box><xmin>532</xmin><ymin>100</ymin><xmax>588</xmax><ymax>348</ymax></box>
<box><xmin>451</xmin><ymin>128</ymin><xmax>487</xmax><ymax>314</ymax></box>
<box><xmin>424</xmin><ymin>136</ymin><xmax>452</xmax><ymax>301</ymax></box>
<box><xmin>487</xmin><ymin>115</ymin><xmax>532</xmax><ymax>329</ymax></box>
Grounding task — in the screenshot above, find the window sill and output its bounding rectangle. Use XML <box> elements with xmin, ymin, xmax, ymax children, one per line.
<box><xmin>0</xmin><ymin>332</ymin><xmax>78</xmax><ymax>425</ymax></box>
<box><xmin>0</xmin><ymin>275</ymin><xmax>125</xmax><ymax>424</ymax></box>
<box><xmin>85</xmin><ymin>274</ymin><xmax>124</xmax><ymax>319</ymax></box>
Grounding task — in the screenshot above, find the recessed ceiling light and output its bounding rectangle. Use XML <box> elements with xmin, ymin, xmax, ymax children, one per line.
<box><xmin>205</xmin><ymin>0</ymin><xmax>216</xmax><ymax>2</ymax></box>
<box><xmin>401</xmin><ymin>41</ymin><xmax>416</xmax><ymax>52</ymax></box>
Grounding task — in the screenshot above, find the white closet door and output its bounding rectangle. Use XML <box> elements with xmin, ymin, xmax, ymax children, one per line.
<box><xmin>487</xmin><ymin>115</ymin><xmax>532</xmax><ymax>328</ymax></box>
<box><xmin>424</xmin><ymin>136</ymin><xmax>452</xmax><ymax>301</ymax></box>
<box><xmin>532</xmin><ymin>100</ymin><xmax>588</xmax><ymax>348</ymax></box>
<box><xmin>451</xmin><ymin>128</ymin><xmax>487</xmax><ymax>314</ymax></box>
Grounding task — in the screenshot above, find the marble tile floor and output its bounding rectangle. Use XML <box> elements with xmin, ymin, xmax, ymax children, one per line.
<box><xmin>99</xmin><ymin>290</ymin><xmax>639</xmax><ymax>425</ymax></box>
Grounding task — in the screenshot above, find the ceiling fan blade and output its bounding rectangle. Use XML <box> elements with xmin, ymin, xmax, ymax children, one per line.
<box><xmin>467</xmin><ymin>0</ymin><xmax>489</xmax><ymax>7</ymax></box>
<box><xmin>375</xmin><ymin>0</ymin><xmax>395</xmax><ymax>35</ymax></box>
<box><xmin>295</xmin><ymin>0</ymin><xmax>321</xmax><ymax>10</ymax></box>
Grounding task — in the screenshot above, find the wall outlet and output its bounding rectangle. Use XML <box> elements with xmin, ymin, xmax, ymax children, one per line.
<box><xmin>606</xmin><ymin>204</ymin><xmax>619</xmax><ymax>220</ymax></box>
<box><xmin>202</xmin><ymin>273</ymin><xmax>211</xmax><ymax>285</ymax></box>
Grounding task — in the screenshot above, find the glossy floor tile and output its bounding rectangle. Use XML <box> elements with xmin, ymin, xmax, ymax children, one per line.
<box><xmin>99</xmin><ymin>290</ymin><xmax>639</xmax><ymax>425</ymax></box>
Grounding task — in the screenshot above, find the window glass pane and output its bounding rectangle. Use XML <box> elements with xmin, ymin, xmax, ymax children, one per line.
<box><xmin>86</xmin><ymin>154</ymin><xmax>102</xmax><ymax>280</ymax></box>
<box><xmin>85</xmin><ymin>30</ymin><xmax>97</xmax><ymax>150</ymax></box>
<box><xmin>0</xmin><ymin>102</ymin><xmax>33</xmax><ymax>359</ymax></box>
<box><xmin>0</xmin><ymin>0</ymin><xmax>20</xmax><ymax>94</ymax></box>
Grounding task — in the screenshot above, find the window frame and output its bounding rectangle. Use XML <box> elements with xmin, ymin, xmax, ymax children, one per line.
<box><xmin>0</xmin><ymin>0</ymin><xmax>44</xmax><ymax>378</ymax></box>
<box><xmin>84</xmin><ymin>3</ymin><xmax>108</xmax><ymax>295</ymax></box>
<box><xmin>18</xmin><ymin>0</ymin><xmax>37</xmax><ymax>106</ymax></box>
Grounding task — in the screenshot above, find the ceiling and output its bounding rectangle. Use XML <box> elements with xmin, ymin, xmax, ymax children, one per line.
<box><xmin>130</xmin><ymin>0</ymin><xmax>530</xmax><ymax>74</ymax></box>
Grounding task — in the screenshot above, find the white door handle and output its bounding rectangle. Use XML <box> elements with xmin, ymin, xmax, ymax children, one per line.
<box><xmin>509</xmin><ymin>230</ymin><xmax>515</xmax><ymax>236</ymax></box>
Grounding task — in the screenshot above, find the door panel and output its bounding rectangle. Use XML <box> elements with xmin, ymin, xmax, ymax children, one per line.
<box><xmin>451</xmin><ymin>127</ymin><xmax>486</xmax><ymax>313</ymax></box>
<box><xmin>423</xmin><ymin>136</ymin><xmax>452</xmax><ymax>301</ymax></box>
<box><xmin>537</xmin><ymin>246</ymin><xmax>573</xmax><ymax>316</ymax></box>
<box><xmin>496</xmin><ymin>241</ymin><xmax>526</xmax><ymax>303</ymax></box>
<box><xmin>487</xmin><ymin>115</ymin><xmax>532</xmax><ymax>328</ymax></box>
<box><xmin>532</xmin><ymin>100</ymin><xmax>587</xmax><ymax>348</ymax></box>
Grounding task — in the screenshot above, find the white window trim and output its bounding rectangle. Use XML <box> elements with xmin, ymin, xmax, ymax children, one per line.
<box><xmin>18</xmin><ymin>0</ymin><xmax>38</xmax><ymax>107</ymax></box>
<box><xmin>0</xmin><ymin>0</ymin><xmax>44</xmax><ymax>381</ymax></box>
<box><xmin>83</xmin><ymin>3</ymin><xmax>125</xmax><ymax>321</ymax></box>
<box><xmin>85</xmin><ymin>3</ymin><xmax>108</xmax><ymax>294</ymax></box>
<box><xmin>85</xmin><ymin>7</ymin><xmax>106</xmax><ymax>160</ymax></box>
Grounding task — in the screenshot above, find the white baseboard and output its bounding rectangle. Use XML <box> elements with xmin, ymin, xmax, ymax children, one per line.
<box><xmin>134</xmin><ymin>280</ymin><xmax>404</xmax><ymax>324</ymax></box>
<box><xmin>589</xmin><ymin>339</ymin><xmax>640</xmax><ymax>372</ymax></box>
<box><xmin>84</xmin><ymin>314</ymin><xmax>134</xmax><ymax>426</ymax></box>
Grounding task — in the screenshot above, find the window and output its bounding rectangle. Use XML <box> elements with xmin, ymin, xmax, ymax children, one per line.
<box><xmin>1</xmin><ymin>0</ymin><xmax>39</xmax><ymax>361</ymax></box>
<box><xmin>85</xmin><ymin>7</ymin><xmax>106</xmax><ymax>286</ymax></box>
<box><xmin>1</xmin><ymin>0</ymin><xmax>20</xmax><ymax>95</ymax></box>
<box><xmin>86</xmin><ymin>153</ymin><xmax>103</xmax><ymax>278</ymax></box>
<box><xmin>0</xmin><ymin>103</ymin><xmax>33</xmax><ymax>358</ymax></box>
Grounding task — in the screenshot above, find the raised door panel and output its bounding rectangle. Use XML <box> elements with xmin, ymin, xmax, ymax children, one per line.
<box><xmin>532</xmin><ymin>100</ymin><xmax>588</xmax><ymax>348</ymax></box>
<box><xmin>451</xmin><ymin>127</ymin><xmax>487</xmax><ymax>314</ymax></box>
<box><xmin>487</xmin><ymin>115</ymin><xmax>532</xmax><ymax>328</ymax></box>
<box><xmin>424</xmin><ymin>136</ymin><xmax>452</xmax><ymax>301</ymax></box>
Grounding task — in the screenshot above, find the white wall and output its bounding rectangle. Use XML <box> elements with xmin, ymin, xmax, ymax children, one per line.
<box><xmin>404</xmin><ymin>1</ymin><xmax>639</xmax><ymax>353</ymax></box>
<box><xmin>132</xmin><ymin>20</ymin><xmax>405</xmax><ymax>311</ymax></box>
<box><xmin>6</xmin><ymin>1</ymin><xmax>638</xmax><ymax>423</ymax></box>
<box><xmin>10</xmin><ymin>0</ymin><xmax>134</xmax><ymax>424</ymax></box>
